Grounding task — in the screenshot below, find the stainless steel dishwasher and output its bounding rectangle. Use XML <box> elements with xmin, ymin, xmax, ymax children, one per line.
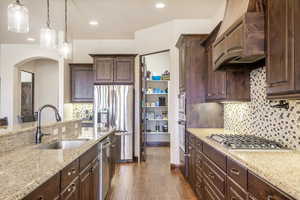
<box><xmin>99</xmin><ymin>137</ymin><xmax>111</xmax><ymax>200</ymax></box>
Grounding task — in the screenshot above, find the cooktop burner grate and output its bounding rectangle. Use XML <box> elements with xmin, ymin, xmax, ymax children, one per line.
<box><xmin>208</xmin><ymin>134</ymin><xmax>287</xmax><ymax>150</ymax></box>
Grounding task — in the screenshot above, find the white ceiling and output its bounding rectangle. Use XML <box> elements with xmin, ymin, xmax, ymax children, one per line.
<box><xmin>0</xmin><ymin>0</ymin><xmax>225</xmax><ymax>43</ymax></box>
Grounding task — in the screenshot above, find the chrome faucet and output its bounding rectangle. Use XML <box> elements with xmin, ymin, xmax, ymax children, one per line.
<box><xmin>35</xmin><ymin>104</ymin><xmax>62</xmax><ymax>144</ymax></box>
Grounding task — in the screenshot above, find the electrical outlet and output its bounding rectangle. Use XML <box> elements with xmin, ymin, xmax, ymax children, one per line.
<box><xmin>62</xmin><ymin>126</ymin><xmax>66</xmax><ymax>132</ymax></box>
<box><xmin>75</xmin><ymin>123</ymin><xmax>78</xmax><ymax>128</ymax></box>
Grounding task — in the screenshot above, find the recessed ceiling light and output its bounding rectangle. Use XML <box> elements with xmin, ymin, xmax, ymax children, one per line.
<box><xmin>89</xmin><ymin>20</ymin><xmax>99</xmax><ymax>26</ymax></box>
<box><xmin>27</xmin><ymin>37</ymin><xmax>35</xmax><ymax>42</ymax></box>
<box><xmin>155</xmin><ymin>2</ymin><xmax>166</xmax><ymax>8</ymax></box>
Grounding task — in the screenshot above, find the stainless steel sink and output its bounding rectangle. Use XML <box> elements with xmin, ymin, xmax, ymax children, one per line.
<box><xmin>37</xmin><ymin>139</ymin><xmax>90</xmax><ymax>150</ymax></box>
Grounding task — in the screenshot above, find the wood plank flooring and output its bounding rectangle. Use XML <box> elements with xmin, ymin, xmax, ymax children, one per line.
<box><xmin>108</xmin><ymin>147</ymin><xmax>198</xmax><ymax>200</ymax></box>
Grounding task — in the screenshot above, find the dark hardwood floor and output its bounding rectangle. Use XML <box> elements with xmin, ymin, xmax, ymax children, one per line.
<box><xmin>108</xmin><ymin>147</ymin><xmax>197</xmax><ymax>200</ymax></box>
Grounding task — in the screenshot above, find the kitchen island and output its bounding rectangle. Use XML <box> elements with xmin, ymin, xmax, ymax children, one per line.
<box><xmin>0</xmin><ymin>120</ymin><xmax>115</xmax><ymax>200</ymax></box>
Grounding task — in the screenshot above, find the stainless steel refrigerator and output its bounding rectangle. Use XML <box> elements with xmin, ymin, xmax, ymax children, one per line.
<box><xmin>94</xmin><ymin>85</ymin><xmax>134</xmax><ymax>161</ymax></box>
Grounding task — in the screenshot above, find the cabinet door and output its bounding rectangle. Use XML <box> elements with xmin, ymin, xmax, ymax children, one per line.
<box><xmin>91</xmin><ymin>160</ymin><xmax>100</xmax><ymax>200</ymax></box>
<box><xmin>79</xmin><ymin>165</ymin><xmax>92</xmax><ymax>200</ymax></box>
<box><xmin>61</xmin><ymin>178</ymin><xmax>80</xmax><ymax>200</ymax></box>
<box><xmin>94</xmin><ymin>57</ymin><xmax>114</xmax><ymax>83</ymax></box>
<box><xmin>267</xmin><ymin>0</ymin><xmax>294</xmax><ymax>95</ymax></box>
<box><xmin>114</xmin><ymin>57</ymin><xmax>134</xmax><ymax>83</ymax></box>
<box><xmin>71</xmin><ymin>65</ymin><xmax>94</xmax><ymax>103</ymax></box>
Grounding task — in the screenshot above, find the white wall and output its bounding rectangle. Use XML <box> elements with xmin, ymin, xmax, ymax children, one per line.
<box><xmin>145</xmin><ymin>51</ymin><xmax>170</xmax><ymax>75</ymax></box>
<box><xmin>72</xmin><ymin>40</ymin><xmax>137</xmax><ymax>63</ymax></box>
<box><xmin>0</xmin><ymin>44</ymin><xmax>63</xmax><ymax>125</ymax></box>
<box><xmin>16</xmin><ymin>59</ymin><xmax>59</xmax><ymax>124</ymax></box>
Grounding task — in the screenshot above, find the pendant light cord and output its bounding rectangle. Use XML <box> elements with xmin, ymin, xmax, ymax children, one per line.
<box><xmin>65</xmin><ymin>0</ymin><xmax>68</xmax><ymax>42</ymax></box>
<box><xmin>46</xmin><ymin>0</ymin><xmax>50</xmax><ymax>28</ymax></box>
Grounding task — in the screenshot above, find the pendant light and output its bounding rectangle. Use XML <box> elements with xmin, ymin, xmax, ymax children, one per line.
<box><xmin>40</xmin><ymin>0</ymin><xmax>57</xmax><ymax>49</ymax></box>
<box><xmin>60</xmin><ymin>0</ymin><xmax>72</xmax><ymax>59</ymax></box>
<box><xmin>7</xmin><ymin>0</ymin><xmax>29</xmax><ymax>33</ymax></box>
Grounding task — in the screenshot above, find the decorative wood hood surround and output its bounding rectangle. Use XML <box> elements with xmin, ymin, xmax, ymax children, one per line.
<box><xmin>212</xmin><ymin>0</ymin><xmax>265</xmax><ymax>71</ymax></box>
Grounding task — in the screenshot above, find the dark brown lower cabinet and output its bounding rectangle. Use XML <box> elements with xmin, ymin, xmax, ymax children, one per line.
<box><xmin>61</xmin><ymin>178</ymin><xmax>79</xmax><ymax>200</ymax></box>
<box><xmin>23</xmin><ymin>173</ymin><xmax>60</xmax><ymax>200</ymax></box>
<box><xmin>185</xmin><ymin>131</ymin><xmax>295</xmax><ymax>200</ymax></box>
<box><xmin>79</xmin><ymin>164</ymin><xmax>92</xmax><ymax>200</ymax></box>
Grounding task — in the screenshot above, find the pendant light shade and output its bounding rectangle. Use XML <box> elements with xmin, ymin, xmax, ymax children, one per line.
<box><xmin>40</xmin><ymin>0</ymin><xmax>57</xmax><ymax>49</ymax></box>
<box><xmin>7</xmin><ymin>0</ymin><xmax>29</xmax><ymax>33</ymax></box>
<box><xmin>40</xmin><ymin>27</ymin><xmax>57</xmax><ymax>49</ymax></box>
<box><xmin>60</xmin><ymin>0</ymin><xmax>72</xmax><ymax>59</ymax></box>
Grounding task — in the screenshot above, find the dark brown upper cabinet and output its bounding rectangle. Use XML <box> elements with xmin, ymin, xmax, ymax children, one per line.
<box><xmin>204</xmin><ymin>22</ymin><xmax>251</xmax><ymax>102</ymax></box>
<box><xmin>176</xmin><ymin>34</ymin><xmax>208</xmax><ymax>103</ymax></box>
<box><xmin>212</xmin><ymin>0</ymin><xmax>265</xmax><ymax>71</ymax></box>
<box><xmin>70</xmin><ymin>64</ymin><xmax>94</xmax><ymax>103</ymax></box>
<box><xmin>90</xmin><ymin>54</ymin><xmax>136</xmax><ymax>84</ymax></box>
<box><xmin>266</xmin><ymin>0</ymin><xmax>300</xmax><ymax>99</ymax></box>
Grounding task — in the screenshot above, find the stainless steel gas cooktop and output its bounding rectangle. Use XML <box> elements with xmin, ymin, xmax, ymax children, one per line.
<box><xmin>208</xmin><ymin>134</ymin><xmax>288</xmax><ymax>151</ymax></box>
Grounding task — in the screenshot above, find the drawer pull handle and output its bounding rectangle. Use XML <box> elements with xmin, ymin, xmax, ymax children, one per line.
<box><xmin>67</xmin><ymin>183</ymin><xmax>76</xmax><ymax>193</ymax></box>
<box><xmin>68</xmin><ymin>168</ymin><xmax>76</xmax><ymax>176</ymax></box>
<box><xmin>230</xmin><ymin>168</ymin><xmax>240</xmax><ymax>175</ymax></box>
<box><xmin>231</xmin><ymin>197</ymin><xmax>237</xmax><ymax>200</ymax></box>
<box><xmin>208</xmin><ymin>172</ymin><xmax>215</xmax><ymax>179</ymax></box>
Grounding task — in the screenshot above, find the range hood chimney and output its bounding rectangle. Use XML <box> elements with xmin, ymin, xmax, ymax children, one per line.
<box><xmin>212</xmin><ymin>0</ymin><xmax>265</xmax><ymax>71</ymax></box>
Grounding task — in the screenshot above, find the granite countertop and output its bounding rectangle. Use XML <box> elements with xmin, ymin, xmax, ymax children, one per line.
<box><xmin>0</xmin><ymin>129</ymin><xmax>115</xmax><ymax>200</ymax></box>
<box><xmin>187</xmin><ymin>128</ymin><xmax>300</xmax><ymax>200</ymax></box>
<box><xmin>0</xmin><ymin>119</ymin><xmax>80</xmax><ymax>137</ymax></box>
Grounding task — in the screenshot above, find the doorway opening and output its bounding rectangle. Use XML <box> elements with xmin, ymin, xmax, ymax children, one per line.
<box><xmin>140</xmin><ymin>50</ymin><xmax>171</xmax><ymax>161</ymax></box>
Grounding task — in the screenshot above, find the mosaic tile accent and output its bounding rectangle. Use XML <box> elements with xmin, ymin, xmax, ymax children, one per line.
<box><xmin>72</xmin><ymin>103</ymin><xmax>93</xmax><ymax>120</ymax></box>
<box><xmin>224</xmin><ymin>67</ymin><xmax>300</xmax><ymax>150</ymax></box>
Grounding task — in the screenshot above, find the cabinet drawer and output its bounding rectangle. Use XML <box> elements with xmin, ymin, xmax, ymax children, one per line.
<box><xmin>248</xmin><ymin>171</ymin><xmax>295</xmax><ymax>200</ymax></box>
<box><xmin>227</xmin><ymin>157</ymin><xmax>247</xmax><ymax>190</ymax></box>
<box><xmin>61</xmin><ymin>178</ymin><xmax>79</xmax><ymax>200</ymax></box>
<box><xmin>23</xmin><ymin>173</ymin><xmax>60</xmax><ymax>200</ymax></box>
<box><xmin>203</xmin><ymin>155</ymin><xmax>226</xmax><ymax>196</ymax></box>
<box><xmin>204</xmin><ymin>179</ymin><xmax>225</xmax><ymax>200</ymax></box>
<box><xmin>203</xmin><ymin>142</ymin><xmax>227</xmax><ymax>171</ymax></box>
<box><xmin>61</xmin><ymin>159</ymin><xmax>80</xmax><ymax>191</ymax></box>
<box><xmin>80</xmin><ymin>145</ymin><xmax>98</xmax><ymax>171</ymax></box>
<box><xmin>227</xmin><ymin>177</ymin><xmax>247</xmax><ymax>200</ymax></box>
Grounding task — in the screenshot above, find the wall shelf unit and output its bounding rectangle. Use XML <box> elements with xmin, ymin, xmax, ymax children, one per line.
<box><xmin>141</xmin><ymin>51</ymin><xmax>171</xmax><ymax>147</ymax></box>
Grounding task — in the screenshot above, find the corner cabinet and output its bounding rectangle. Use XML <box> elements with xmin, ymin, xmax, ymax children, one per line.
<box><xmin>90</xmin><ymin>54</ymin><xmax>136</xmax><ymax>85</ymax></box>
<box><xmin>266</xmin><ymin>0</ymin><xmax>300</xmax><ymax>99</ymax></box>
<box><xmin>70</xmin><ymin>64</ymin><xmax>94</xmax><ymax>103</ymax></box>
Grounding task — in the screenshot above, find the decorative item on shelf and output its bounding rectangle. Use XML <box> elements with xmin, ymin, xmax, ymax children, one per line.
<box><xmin>40</xmin><ymin>0</ymin><xmax>57</xmax><ymax>49</ymax></box>
<box><xmin>146</xmin><ymin>71</ymin><xmax>151</xmax><ymax>80</ymax></box>
<box><xmin>7</xmin><ymin>0</ymin><xmax>29</xmax><ymax>33</ymax></box>
<box><xmin>147</xmin><ymin>88</ymin><xmax>153</xmax><ymax>94</ymax></box>
<box><xmin>152</xmin><ymin>76</ymin><xmax>161</xmax><ymax>81</ymax></box>
<box><xmin>162</xmin><ymin>70</ymin><xmax>170</xmax><ymax>80</ymax></box>
<box><xmin>162</xmin><ymin>124</ymin><xmax>168</xmax><ymax>132</ymax></box>
<box><xmin>269</xmin><ymin>100</ymin><xmax>289</xmax><ymax>110</ymax></box>
<box><xmin>159</xmin><ymin>97</ymin><xmax>166</xmax><ymax>106</ymax></box>
<box><xmin>162</xmin><ymin>111</ymin><xmax>168</xmax><ymax>120</ymax></box>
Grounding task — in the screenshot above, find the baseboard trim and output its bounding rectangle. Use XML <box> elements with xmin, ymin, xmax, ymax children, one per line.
<box><xmin>170</xmin><ymin>163</ymin><xmax>180</xmax><ymax>171</ymax></box>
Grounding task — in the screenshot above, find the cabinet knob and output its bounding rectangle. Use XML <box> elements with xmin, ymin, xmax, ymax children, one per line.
<box><xmin>38</xmin><ymin>196</ymin><xmax>44</xmax><ymax>200</ymax></box>
<box><xmin>267</xmin><ymin>195</ymin><xmax>275</xmax><ymax>200</ymax></box>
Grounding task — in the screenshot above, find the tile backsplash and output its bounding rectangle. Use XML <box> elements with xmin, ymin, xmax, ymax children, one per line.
<box><xmin>72</xmin><ymin>103</ymin><xmax>93</xmax><ymax>120</ymax></box>
<box><xmin>224</xmin><ymin>67</ymin><xmax>300</xmax><ymax>150</ymax></box>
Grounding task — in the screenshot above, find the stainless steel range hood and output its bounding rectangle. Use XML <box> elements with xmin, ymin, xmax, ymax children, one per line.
<box><xmin>212</xmin><ymin>0</ymin><xmax>265</xmax><ymax>71</ymax></box>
